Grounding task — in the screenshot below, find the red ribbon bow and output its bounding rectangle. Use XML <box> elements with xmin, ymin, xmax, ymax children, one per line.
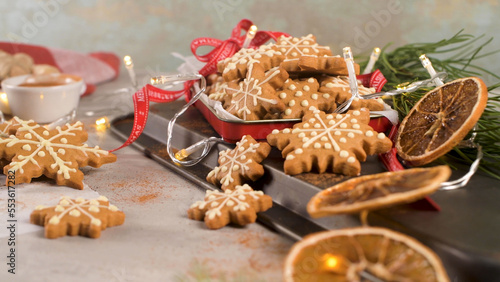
<box><xmin>110</xmin><ymin>19</ymin><xmax>288</xmax><ymax>152</ymax></box>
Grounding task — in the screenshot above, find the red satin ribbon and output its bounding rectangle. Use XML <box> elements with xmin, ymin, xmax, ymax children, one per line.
<box><xmin>109</xmin><ymin>19</ymin><xmax>287</xmax><ymax>152</ymax></box>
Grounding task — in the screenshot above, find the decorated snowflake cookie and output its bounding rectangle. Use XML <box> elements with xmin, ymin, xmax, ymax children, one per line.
<box><xmin>267</xmin><ymin>108</ymin><xmax>392</xmax><ymax>176</ymax></box>
<box><xmin>0</xmin><ymin>116</ymin><xmax>31</xmax><ymax>137</ymax></box>
<box><xmin>188</xmin><ymin>184</ymin><xmax>272</xmax><ymax>229</ymax></box>
<box><xmin>217</xmin><ymin>45</ymin><xmax>284</xmax><ymax>82</ymax></box>
<box><xmin>319</xmin><ymin>76</ymin><xmax>385</xmax><ymax>111</ymax></box>
<box><xmin>207</xmin><ymin>135</ymin><xmax>271</xmax><ymax>191</ymax></box>
<box><xmin>0</xmin><ymin>119</ymin><xmax>117</xmax><ymax>189</ymax></box>
<box><xmin>273</xmin><ymin>34</ymin><xmax>332</xmax><ymax>73</ymax></box>
<box><xmin>30</xmin><ymin>196</ymin><xmax>125</xmax><ymax>239</ymax></box>
<box><xmin>277</xmin><ymin>77</ymin><xmax>336</xmax><ymax>119</ymax></box>
<box><xmin>223</xmin><ymin>64</ymin><xmax>288</xmax><ymax>120</ymax></box>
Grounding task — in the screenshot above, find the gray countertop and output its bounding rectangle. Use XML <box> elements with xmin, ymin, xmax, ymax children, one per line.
<box><xmin>0</xmin><ymin>72</ymin><xmax>293</xmax><ymax>282</ymax></box>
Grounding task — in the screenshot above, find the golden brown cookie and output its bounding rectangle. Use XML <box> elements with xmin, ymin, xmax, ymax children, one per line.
<box><xmin>277</xmin><ymin>77</ymin><xmax>336</xmax><ymax>119</ymax></box>
<box><xmin>0</xmin><ymin>119</ymin><xmax>117</xmax><ymax>189</ymax></box>
<box><xmin>297</xmin><ymin>55</ymin><xmax>359</xmax><ymax>76</ymax></box>
<box><xmin>207</xmin><ymin>135</ymin><xmax>271</xmax><ymax>191</ymax></box>
<box><xmin>267</xmin><ymin>108</ymin><xmax>392</xmax><ymax>176</ymax></box>
<box><xmin>319</xmin><ymin>76</ymin><xmax>385</xmax><ymax>111</ymax></box>
<box><xmin>187</xmin><ymin>184</ymin><xmax>272</xmax><ymax>229</ymax></box>
<box><xmin>30</xmin><ymin>196</ymin><xmax>125</xmax><ymax>239</ymax></box>
<box><xmin>273</xmin><ymin>34</ymin><xmax>332</xmax><ymax>73</ymax></box>
<box><xmin>222</xmin><ymin>64</ymin><xmax>288</xmax><ymax>120</ymax></box>
<box><xmin>217</xmin><ymin>45</ymin><xmax>284</xmax><ymax>82</ymax></box>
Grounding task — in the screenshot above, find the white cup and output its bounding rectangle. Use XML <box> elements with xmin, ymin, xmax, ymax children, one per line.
<box><xmin>1</xmin><ymin>74</ymin><xmax>86</xmax><ymax>123</ymax></box>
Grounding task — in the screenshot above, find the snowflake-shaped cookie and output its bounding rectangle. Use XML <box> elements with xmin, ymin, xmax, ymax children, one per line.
<box><xmin>277</xmin><ymin>77</ymin><xmax>336</xmax><ymax>119</ymax></box>
<box><xmin>187</xmin><ymin>184</ymin><xmax>272</xmax><ymax>229</ymax></box>
<box><xmin>0</xmin><ymin>116</ymin><xmax>31</xmax><ymax>137</ymax></box>
<box><xmin>0</xmin><ymin>119</ymin><xmax>117</xmax><ymax>189</ymax></box>
<box><xmin>267</xmin><ymin>108</ymin><xmax>392</xmax><ymax>176</ymax></box>
<box><xmin>30</xmin><ymin>196</ymin><xmax>125</xmax><ymax>239</ymax></box>
<box><xmin>207</xmin><ymin>135</ymin><xmax>271</xmax><ymax>191</ymax></box>
<box><xmin>273</xmin><ymin>34</ymin><xmax>332</xmax><ymax>72</ymax></box>
<box><xmin>217</xmin><ymin>45</ymin><xmax>284</xmax><ymax>82</ymax></box>
<box><xmin>319</xmin><ymin>76</ymin><xmax>385</xmax><ymax>111</ymax></box>
<box><xmin>296</xmin><ymin>55</ymin><xmax>359</xmax><ymax>76</ymax></box>
<box><xmin>223</xmin><ymin>64</ymin><xmax>287</xmax><ymax>120</ymax></box>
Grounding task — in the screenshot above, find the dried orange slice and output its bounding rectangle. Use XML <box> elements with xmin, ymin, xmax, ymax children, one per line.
<box><xmin>396</xmin><ymin>77</ymin><xmax>488</xmax><ymax>166</ymax></box>
<box><xmin>307</xmin><ymin>166</ymin><xmax>451</xmax><ymax>218</ymax></box>
<box><xmin>283</xmin><ymin>227</ymin><xmax>450</xmax><ymax>282</ymax></box>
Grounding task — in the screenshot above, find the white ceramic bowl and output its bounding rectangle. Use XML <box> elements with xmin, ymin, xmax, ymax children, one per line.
<box><xmin>1</xmin><ymin>74</ymin><xmax>86</xmax><ymax>123</ymax></box>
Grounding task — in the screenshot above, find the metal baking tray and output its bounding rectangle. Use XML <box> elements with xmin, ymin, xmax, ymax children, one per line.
<box><xmin>111</xmin><ymin>101</ymin><xmax>500</xmax><ymax>281</ymax></box>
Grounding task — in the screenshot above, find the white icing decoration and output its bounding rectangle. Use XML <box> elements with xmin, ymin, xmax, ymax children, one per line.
<box><xmin>207</xmin><ymin>136</ymin><xmax>262</xmax><ymax>188</ymax></box>
<box><xmin>366</xmin><ymin>130</ymin><xmax>374</xmax><ymax>137</ymax></box>
<box><xmin>0</xmin><ymin>120</ymin><xmax>110</xmax><ymax>179</ymax></box>
<box><xmin>69</xmin><ymin>209</ymin><xmax>81</xmax><ymax>217</ymax></box>
<box><xmin>340</xmin><ymin>150</ymin><xmax>349</xmax><ymax>158</ymax></box>
<box><xmin>295</xmin><ymin>91</ymin><xmax>303</xmax><ymax>97</ymax></box>
<box><xmin>347</xmin><ymin>157</ymin><xmax>356</xmax><ymax>163</ymax></box>
<box><xmin>195</xmin><ymin>184</ymin><xmax>264</xmax><ymax>220</ymax></box>
<box><xmin>378</xmin><ymin>133</ymin><xmax>386</xmax><ymax>139</ymax></box>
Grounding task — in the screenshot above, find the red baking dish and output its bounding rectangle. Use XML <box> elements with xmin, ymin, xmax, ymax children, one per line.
<box><xmin>190</xmin><ymin>70</ymin><xmax>390</xmax><ymax>143</ymax></box>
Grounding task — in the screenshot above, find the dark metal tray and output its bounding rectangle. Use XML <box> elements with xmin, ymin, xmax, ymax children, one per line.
<box><xmin>111</xmin><ymin>101</ymin><xmax>500</xmax><ymax>281</ymax></box>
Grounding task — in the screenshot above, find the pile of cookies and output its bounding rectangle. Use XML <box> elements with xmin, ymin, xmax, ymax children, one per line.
<box><xmin>205</xmin><ymin>34</ymin><xmax>385</xmax><ymax>121</ymax></box>
<box><xmin>188</xmin><ymin>35</ymin><xmax>394</xmax><ymax>230</ymax></box>
<box><xmin>0</xmin><ymin>50</ymin><xmax>59</xmax><ymax>82</ymax></box>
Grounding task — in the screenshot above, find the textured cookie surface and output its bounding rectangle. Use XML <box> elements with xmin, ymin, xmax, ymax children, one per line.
<box><xmin>267</xmin><ymin>108</ymin><xmax>392</xmax><ymax>176</ymax></box>
<box><xmin>207</xmin><ymin>135</ymin><xmax>271</xmax><ymax>191</ymax></box>
<box><xmin>0</xmin><ymin>118</ymin><xmax>117</xmax><ymax>189</ymax></box>
<box><xmin>188</xmin><ymin>184</ymin><xmax>272</xmax><ymax>229</ymax></box>
<box><xmin>30</xmin><ymin>196</ymin><xmax>125</xmax><ymax>239</ymax></box>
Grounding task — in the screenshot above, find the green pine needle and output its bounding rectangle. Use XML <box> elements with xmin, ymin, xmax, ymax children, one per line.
<box><xmin>360</xmin><ymin>30</ymin><xmax>500</xmax><ymax>180</ymax></box>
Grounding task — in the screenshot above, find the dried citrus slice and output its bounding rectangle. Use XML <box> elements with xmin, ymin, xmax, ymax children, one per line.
<box><xmin>307</xmin><ymin>166</ymin><xmax>451</xmax><ymax>218</ymax></box>
<box><xmin>396</xmin><ymin>77</ymin><xmax>488</xmax><ymax>166</ymax></box>
<box><xmin>283</xmin><ymin>227</ymin><xmax>449</xmax><ymax>282</ymax></box>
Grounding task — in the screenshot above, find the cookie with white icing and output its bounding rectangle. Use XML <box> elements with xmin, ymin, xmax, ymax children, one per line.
<box><xmin>222</xmin><ymin>64</ymin><xmax>287</xmax><ymax>120</ymax></box>
<box><xmin>30</xmin><ymin>196</ymin><xmax>125</xmax><ymax>239</ymax></box>
<box><xmin>319</xmin><ymin>76</ymin><xmax>385</xmax><ymax>112</ymax></box>
<box><xmin>217</xmin><ymin>45</ymin><xmax>284</xmax><ymax>82</ymax></box>
<box><xmin>0</xmin><ymin>118</ymin><xmax>117</xmax><ymax>189</ymax></box>
<box><xmin>267</xmin><ymin>108</ymin><xmax>392</xmax><ymax>176</ymax></box>
<box><xmin>273</xmin><ymin>34</ymin><xmax>332</xmax><ymax>73</ymax></box>
<box><xmin>277</xmin><ymin>77</ymin><xmax>336</xmax><ymax>119</ymax></box>
<box><xmin>207</xmin><ymin>135</ymin><xmax>271</xmax><ymax>191</ymax></box>
<box><xmin>188</xmin><ymin>184</ymin><xmax>272</xmax><ymax>229</ymax></box>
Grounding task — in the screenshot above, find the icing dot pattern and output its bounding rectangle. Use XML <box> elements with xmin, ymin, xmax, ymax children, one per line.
<box><xmin>267</xmin><ymin>108</ymin><xmax>393</xmax><ymax>176</ymax></box>
<box><xmin>0</xmin><ymin>118</ymin><xmax>116</xmax><ymax>189</ymax></box>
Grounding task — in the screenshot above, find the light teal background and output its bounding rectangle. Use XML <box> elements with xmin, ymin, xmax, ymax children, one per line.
<box><xmin>1</xmin><ymin>0</ymin><xmax>499</xmax><ymax>84</ymax></box>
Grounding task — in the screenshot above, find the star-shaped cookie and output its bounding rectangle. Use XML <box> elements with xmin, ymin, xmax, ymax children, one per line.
<box><xmin>30</xmin><ymin>196</ymin><xmax>125</xmax><ymax>239</ymax></box>
<box><xmin>187</xmin><ymin>184</ymin><xmax>272</xmax><ymax>229</ymax></box>
<box><xmin>0</xmin><ymin>119</ymin><xmax>117</xmax><ymax>189</ymax></box>
<box><xmin>267</xmin><ymin>108</ymin><xmax>392</xmax><ymax>176</ymax></box>
<box><xmin>207</xmin><ymin>135</ymin><xmax>271</xmax><ymax>191</ymax></box>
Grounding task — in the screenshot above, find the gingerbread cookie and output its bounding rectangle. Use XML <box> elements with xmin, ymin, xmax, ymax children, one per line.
<box><xmin>273</xmin><ymin>34</ymin><xmax>332</xmax><ymax>73</ymax></box>
<box><xmin>267</xmin><ymin>108</ymin><xmax>392</xmax><ymax>176</ymax></box>
<box><xmin>207</xmin><ymin>135</ymin><xmax>271</xmax><ymax>191</ymax></box>
<box><xmin>187</xmin><ymin>184</ymin><xmax>272</xmax><ymax>229</ymax></box>
<box><xmin>222</xmin><ymin>64</ymin><xmax>288</xmax><ymax>120</ymax></box>
<box><xmin>0</xmin><ymin>116</ymin><xmax>32</xmax><ymax>137</ymax></box>
<box><xmin>297</xmin><ymin>55</ymin><xmax>359</xmax><ymax>76</ymax></box>
<box><xmin>277</xmin><ymin>77</ymin><xmax>336</xmax><ymax>119</ymax></box>
<box><xmin>30</xmin><ymin>196</ymin><xmax>125</xmax><ymax>239</ymax></box>
<box><xmin>217</xmin><ymin>45</ymin><xmax>284</xmax><ymax>82</ymax></box>
<box><xmin>0</xmin><ymin>119</ymin><xmax>117</xmax><ymax>189</ymax></box>
<box><xmin>319</xmin><ymin>76</ymin><xmax>385</xmax><ymax>111</ymax></box>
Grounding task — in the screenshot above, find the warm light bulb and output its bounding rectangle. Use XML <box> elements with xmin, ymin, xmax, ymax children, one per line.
<box><xmin>325</xmin><ymin>256</ymin><xmax>338</xmax><ymax>269</ymax></box>
<box><xmin>95</xmin><ymin>117</ymin><xmax>109</xmax><ymax>132</ymax></box>
<box><xmin>123</xmin><ymin>55</ymin><xmax>133</xmax><ymax>68</ymax></box>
